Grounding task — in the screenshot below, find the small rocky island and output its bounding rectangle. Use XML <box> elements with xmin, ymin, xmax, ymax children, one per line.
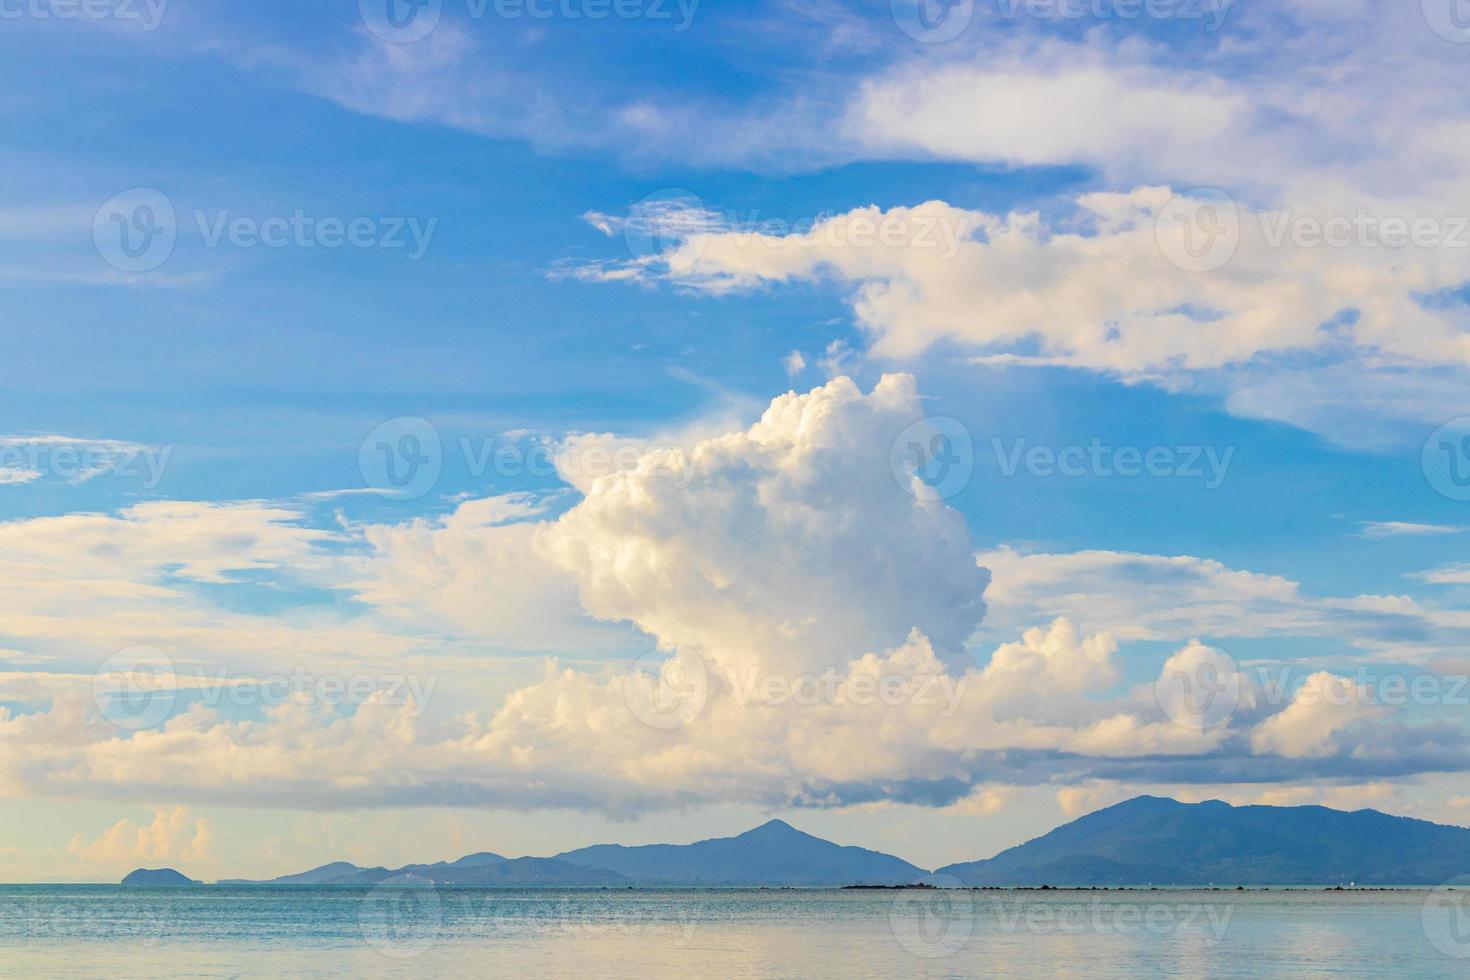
<box><xmin>121</xmin><ymin>868</ymin><xmax>197</xmax><ymax>887</ymax></box>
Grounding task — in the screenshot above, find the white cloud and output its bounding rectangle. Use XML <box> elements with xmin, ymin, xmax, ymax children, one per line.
<box><xmin>975</xmin><ymin>545</ymin><xmax>1470</xmax><ymax>659</ymax></box>
<box><xmin>1250</xmin><ymin>672</ymin><xmax>1387</xmax><ymax>759</ymax></box>
<box><xmin>68</xmin><ymin>805</ymin><xmax>213</xmax><ymax>869</ymax></box>
<box><xmin>542</xmin><ymin>374</ymin><xmax>989</xmax><ymax>677</ymax></box>
<box><xmin>585</xmin><ymin>194</ymin><xmax>1470</xmax><ymax>390</ymax></box>
<box><xmin>0</xmin><ymin>379</ymin><xmax>1462</xmax><ymax>815</ymax></box>
<box><xmin>1360</xmin><ymin>521</ymin><xmax>1465</xmax><ymax>538</ymax></box>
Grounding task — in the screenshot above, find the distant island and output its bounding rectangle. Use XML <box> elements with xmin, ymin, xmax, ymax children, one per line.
<box><xmin>934</xmin><ymin>796</ymin><xmax>1470</xmax><ymax>886</ymax></box>
<box><xmin>152</xmin><ymin>797</ymin><xmax>1470</xmax><ymax>888</ymax></box>
<box><xmin>121</xmin><ymin>868</ymin><xmax>197</xmax><ymax>887</ymax></box>
<box><xmin>219</xmin><ymin>819</ymin><xmax>923</xmax><ymax>887</ymax></box>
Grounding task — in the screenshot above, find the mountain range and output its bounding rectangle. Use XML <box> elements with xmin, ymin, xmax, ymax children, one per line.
<box><xmin>935</xmin><ymin>795</ymin><xmax>1470</xmax><ymax>886</ymax></box>
<box><xmin>130</xmin><ymin>797</ymin><xmax>1470</xmax><ymax>887</ymax></box>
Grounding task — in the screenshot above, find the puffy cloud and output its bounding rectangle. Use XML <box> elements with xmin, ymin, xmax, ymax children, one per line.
<box><xmin>1250</xmin><ymin>672</ymin><xmax>1388</xmax><ymax>759</ymax></box>
<box><xmin>542</xmin><ymin>374</ymin><xmax>989</xmax><ymax>676</ymax></box>
<box><xmin>348</xmin><ymin>493</ymin><xmax>633</xmax><ymax>653</ymax></box>
<box><xmin>975</xmin><ymin>546</ymin><xmax>1470</xmax><ymax>659</ymax></box>
<box><xmin>68</xmin><ymin>805</ymin><xmax>213</xmax><ymax>868</ymax></box>
<box><xmin>585</xmin><ymin>193</ymin><xmax>1470</xmax><ymax>386</ymax></box>
<box><xmin>0</xmin><ymin>378</ymin><xmax>1464</xmax><ymax>815</ymax></box>
<box><xmin>851</xmin><ymin>59</ymin><xmax>1249</xmax><ymax>188</ymax></box>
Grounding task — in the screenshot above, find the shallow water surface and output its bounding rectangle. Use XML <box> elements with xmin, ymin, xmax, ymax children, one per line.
<box><xmin>1</xmin><ymin>885</ymin><xmax>1467</xmax><ymax>977</ymax></box>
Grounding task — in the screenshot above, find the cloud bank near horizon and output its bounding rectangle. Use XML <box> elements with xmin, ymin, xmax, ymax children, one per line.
<box><xmin>2</xmin><ymin>376</ymin><xmax>1465</xmax><ymax>817</ymax></box>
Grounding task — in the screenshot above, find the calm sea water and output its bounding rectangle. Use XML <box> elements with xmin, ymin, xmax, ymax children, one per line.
<box><xmin>2</xmin><ymin>885</ymin><xmax>1468</xmax><ymax>977</ymax></box>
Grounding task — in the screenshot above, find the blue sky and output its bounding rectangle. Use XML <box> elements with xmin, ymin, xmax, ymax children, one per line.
<box><xmin>3</xmin><ymin>0</ymin><xmax>1470</xmax><ymax>880</ymax></box>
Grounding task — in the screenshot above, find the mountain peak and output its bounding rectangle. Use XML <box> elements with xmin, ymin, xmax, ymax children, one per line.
<box><xmin>742</xmin><ymin>818</ymin><xmax>803</xmax><ymax>838</ymax></box>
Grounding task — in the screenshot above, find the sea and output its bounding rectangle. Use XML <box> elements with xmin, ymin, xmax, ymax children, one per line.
<box><xmin>1</xmin><ymin>884</ymin><xmax>1468</xmax><ymax>977</ymax></box>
